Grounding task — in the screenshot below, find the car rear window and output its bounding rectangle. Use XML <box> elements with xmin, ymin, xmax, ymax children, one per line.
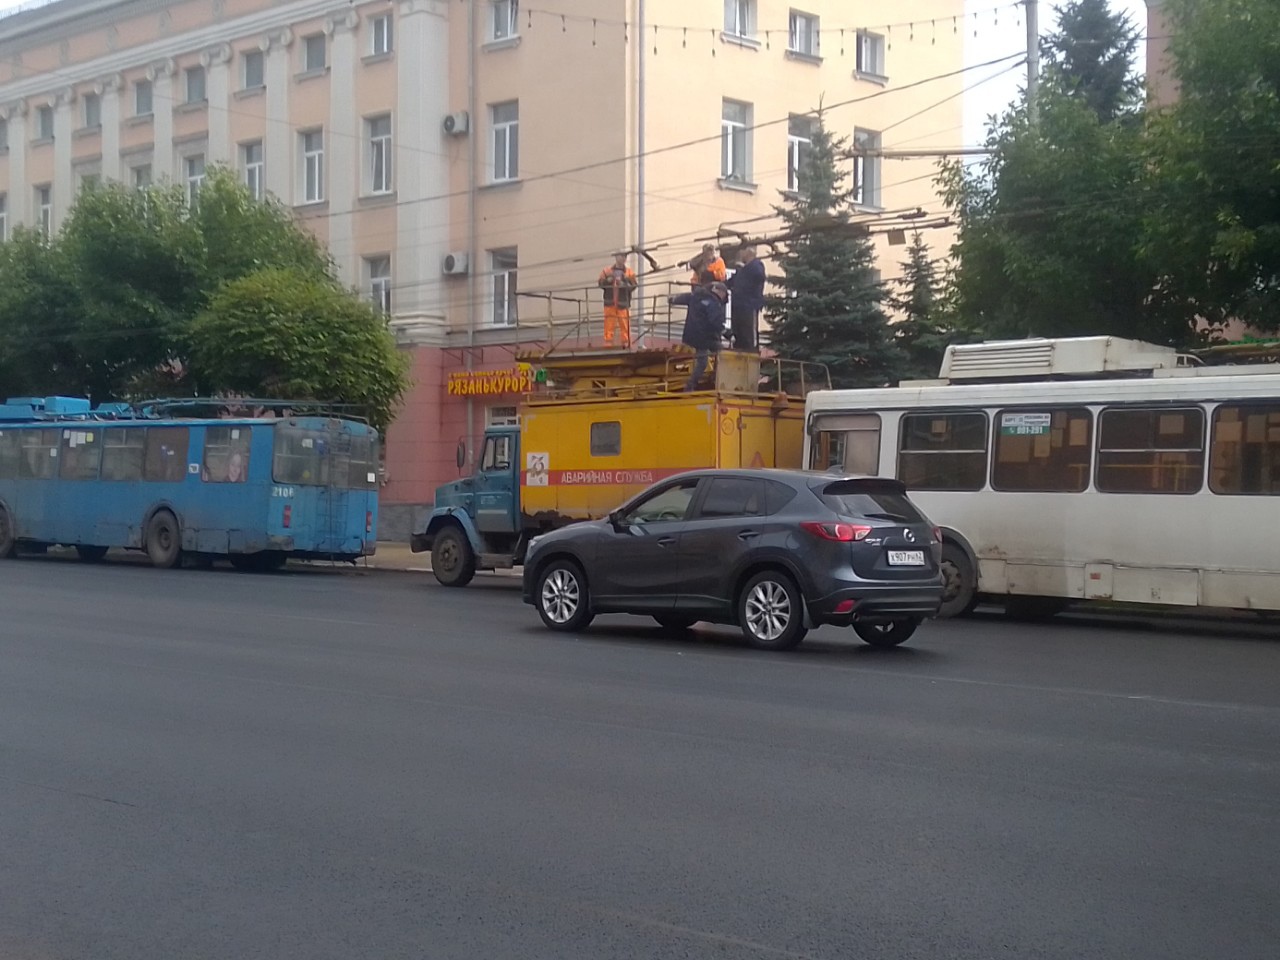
<box><xmin>817</xmin><ymin>479</ymin><xmax>925</xmax><ymax>523</ymax></box>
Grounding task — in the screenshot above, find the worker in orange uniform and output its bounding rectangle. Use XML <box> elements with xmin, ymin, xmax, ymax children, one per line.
<box><xmin>598</xmin><ymin>251</ymin><xmax>638</xmax><ymax>348</ymax></box>
<box><xmin>687</xmin><ymin>243</ymin><xmax>726</xmax><ymax>289</ymax></box>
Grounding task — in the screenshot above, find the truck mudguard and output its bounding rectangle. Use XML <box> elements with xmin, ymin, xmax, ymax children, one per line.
<box><xmin>415</xmin><ymin>507</ymin><xmax>485</xmax><ymax>556</ymax></box>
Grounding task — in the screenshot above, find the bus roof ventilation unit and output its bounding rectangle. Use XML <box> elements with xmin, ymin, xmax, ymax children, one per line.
<box><xmin>939</xmin><ymin>337</ymin><xmax>1181</xmax><ymax>382</ymax></box>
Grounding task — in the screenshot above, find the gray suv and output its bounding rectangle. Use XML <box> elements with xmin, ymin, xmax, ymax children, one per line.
<box><xmin>521</xmin><ymin>469</ymin><xmax>945</xmax><ymax>650</ymax></box>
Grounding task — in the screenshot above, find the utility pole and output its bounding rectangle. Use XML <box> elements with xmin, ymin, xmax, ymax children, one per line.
<box><xmin>1026</xmin><ymin>0</ymin><xmax>1040</xmax><ymax>123</ymax></box>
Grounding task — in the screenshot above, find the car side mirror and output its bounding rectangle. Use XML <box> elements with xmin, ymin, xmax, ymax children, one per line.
<box><xmin>608</xmin><ymin>510</ymin><xmax>628</xmax><ymax>532</ymax></box>
<box><xmin>455</xmin><ymin>439</ymin><xmax>467</xmax><ymax>470</ymax></box>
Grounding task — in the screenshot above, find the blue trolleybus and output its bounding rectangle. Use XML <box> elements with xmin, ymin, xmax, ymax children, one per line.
<box><xmin>0</xmin><ymin>396</ymin><xmax>379</xmax><ymax>569</ymax></box>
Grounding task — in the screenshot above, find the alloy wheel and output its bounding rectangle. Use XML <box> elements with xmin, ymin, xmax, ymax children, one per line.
<box><xmin>540</xmin><ymin>568</ymin><xmax>581</xmax><ymax>624</ymax></box>
<box><xmin>745</xmin><ymin>579</ymin><xmax>791</xmax><ymax>642</ymax></box>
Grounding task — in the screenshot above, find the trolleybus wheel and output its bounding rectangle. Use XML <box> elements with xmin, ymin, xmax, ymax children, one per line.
<box><xmin>431</xmin><ymin>526</ymin><xmax>476</xmax><ymax>587</ymax></box>
<box><xmin>145</xmin><ymin>510</ymin><xmax>182</xmax><ymax>569</ymax></box>
<box><xmin>75</xmin><ymin>545</ymin><xmax>109</xmax><ymax>563</ymax></box>
<box><xmin>0</xmin><ymin>507</ymin><xmax>16</xmax><ymax>559</ymax></box>
<box><xmin>937</xmin><ymin>542</ymin><xmax>978</xmax><ymax>619</ymax></box>
<box><xmin>853</xmin><ymin>618</ymin><xmax>920</xmax><ymax>647</ymax></box>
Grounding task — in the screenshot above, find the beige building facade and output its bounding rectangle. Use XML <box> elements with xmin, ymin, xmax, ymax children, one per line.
<box><xmin>0</xmin><ymin>0</ymin><xmax>963</xmax><ymax>535</ymax></box>
<box><xmin>1144</xmin><ymin>0</ymin><xmax>1176</xmax><ymax>107</ymax></box>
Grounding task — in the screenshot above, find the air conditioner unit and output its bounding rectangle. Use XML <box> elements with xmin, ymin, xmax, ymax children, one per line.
<box><xmin>442</xmin><ymin>111</ymin><xmax>470</xmax><ymax>136</ymax></box>
<box><xmin>441</xmin><ymin>252</ymin><xmax>469</xmax><ymax>275</ymax></box>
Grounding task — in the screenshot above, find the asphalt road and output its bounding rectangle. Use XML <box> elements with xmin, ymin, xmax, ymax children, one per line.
<box><xmin>2</xmin><ymin>558</ymin><xmax>1279</xmax><ymax>960</ymax></box>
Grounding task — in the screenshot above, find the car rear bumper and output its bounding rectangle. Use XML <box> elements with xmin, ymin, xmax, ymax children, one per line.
<box><xmin>808</xmin><ymin>579</ymin><xmax>944</xmax><ymax>626</ymax></box>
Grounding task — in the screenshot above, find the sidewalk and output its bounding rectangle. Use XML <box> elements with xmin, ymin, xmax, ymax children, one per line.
<box><xmin>357</xmin><ymin>541</ymin><xmax>521</xmax><ymax>579</ymax></box>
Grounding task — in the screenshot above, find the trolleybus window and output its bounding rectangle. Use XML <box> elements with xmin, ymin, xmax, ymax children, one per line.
<box><xmin>59</xmin><ymin>429</ymin><xmax>102</xmax><ymax>481</ymax></box>
<box><xmin>1209</xmin><ymin>404</ymin><xmax>1280</xmax><ymax>495</ymax></box>
<box><xmin>203</xmin><ymin>426</ymin><xmax>251</xmax><ymax>483</ymax></box>
<box><xmin>144</xmin><ymin>427</ymin><xmax>189</xmax><ymax>483</ymax></box>
<box><xmin>101</xmin><ymin>428</ymin><xmax>145</xmax><ymax>481</ymax></box>
<box><xmin>344</xmin><ymin>435</ymin><xmax>379</xmax><ymax>489</ymax></box>
<box><xmin>897</xmin><ymin>412</ymin><xmax>988</xmax><ymax>491</ymax></box>
<box><xmin>0</xmin><ymin>430</ymin><xmax>19</xmax><ymax>478</ymax></box>
<box><xmin>273</xmin><ymin>427</ymin><xmax>329</xmax><ymax>485</ymax></box>
<box><xmin>992</xmin><ymin>407</ymin><xmax>1092</xmax><ymax>493</ymax></box>
<box><xmin>19</xmin><ymin>429</ymin><xmax>59</xmax><ymax>480</ymax></box>
<box><xmin>1096</xmin><ymin>407</ymin><xmax>1204</xmax><ymax>494</ymax></box>
<box><xmin>810</xmin><ymin>413</ymin><xmax>880</xmax><ymax>474</ymax></box>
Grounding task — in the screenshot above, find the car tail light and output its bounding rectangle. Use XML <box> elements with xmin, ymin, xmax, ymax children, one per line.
<box><xmin>366</xmin><ymin>511</ymin><xmax>373</xmax><ymax>534</ymax></box>
<box><xmin>283</xmin><ymin>505</ymin><xmax>292</xmax><ymax>529</ymax></box>
<box><xmin>833</xmin><ymin>599</ymin><xmax>857</xmax><ymax>615</ymax></box>
<box><xmin>801</xmin><ymin>521</ymin><xmax>872</xmax><ymax>542</ymax></box>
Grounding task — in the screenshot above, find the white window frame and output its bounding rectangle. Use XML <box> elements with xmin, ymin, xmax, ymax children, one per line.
<box><xmin>787</xmin><ymin>116</ymin><xmax>813</xmax><ymax>193</ymax></box>
<box><xmin>36</xmin><ymin>105</ymin><xmax>53</xmax><ymax>140</ymax></box>
<box><xmin>303</xmin><ymin>34</ymin><xmax>326</xmax><ymax>72</ymax></box>
<box><xmin>492</xmin><ymin>0</ymin><xmax>519</xmax><ymax>41</ymax></box>
<box><xmin>301</xmin><ymin>129</ymin><xmax>325</xmax><ymax>204</ymax></box>
<box><xmin>36</xmin><ymin>185</ymin><xmax>51</xmax><ymax>235</ymax></box>
<box><xmin>242</xmin><ymin>140</ymin><xmax>264</xmax><ymax>200</ymax></box>
<box><xmin>490</xmin><ymin>101</ymin><xmax>519</xmax><ymax>183</ymax></box>
<box><xmin>185</xmin><ymin>154</ymin><xmax>206</xmax><ymax>205</ymax></box>
<box><xmin>788</xmin><ymin>10</ymin><xmax>819</xmax><ymax>57</ymax></box>
<box><xmin>490</xmin><ymin>248</ymin><xmax>518</xmax><ymax>327</ymax></box>
<box><xmin>0</xmin><ymin>194</ymin><xmax>8</xmax><ymax>242</ymax></box>
<box><xmin>135</xmin><ymin>79</ymin><xmax>153</xmax><ymax>117</ymax></box>
<box><xmin>720</xmin><ymin>99</ymin><xmax>751</xmax><ymax>182</ymax></box>
<box><xmin>366</xmin><ymin>255</ymin><xmax>392</xmax><ymax>315</ymax></box>
<box><xmin>185</xmin><ymin>65</ymin><xmax>206</xmax><ymax>104</ymax></box>
<box><xmin>242</xmin><ymin>49</ymin><xmax>265</xmax><ymax>89</ymax></box>
<box><xmin>370</xmin><ymin>13</ymin><xmax>394</xmax><ymax>55</ymax></box>
<box><xmin>856</xmin><ymin>31</ymin><xmax>886</xmax><ymax>79</ymax></box>
<box><xmin>367</xmin><ymin>114</ymin><xmax>392</xmax><ymax>195</ymax></box>
<box><xmin>82</xmin><ymin>92</ymin><xmax>101</xmax><ymax>129</ymax></box>
<box><xmin>724</xmin><ymin>0</ymin><xmax>755</xmax><ymax>38</ymax></box>
<box><xmin>131</xmin><ymin>163</ymin><xmax>152</xmax><ymax>188</ymax></box>
<box><xmin>853</xmin><ymin>128</ymin><xmax>882</xmax><ymax>208</ymax></box>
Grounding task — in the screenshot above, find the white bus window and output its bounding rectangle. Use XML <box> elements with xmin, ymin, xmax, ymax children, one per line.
<box><xmin>1210</xmin><ymin>404</ymin><xmax>1280</xmax><ymax>495</ymax></box>
<box><xmin>810</xmin><ymin>414</ymin><xmax>880</xmax><ymax>475</ymax></box>
<box><xmin>897</xmin><ymin>412</ymin><xmax>988</xmax><ymax>491</ymax></box>
<box><xmin>992</xmin><ymin>408</ymin><xmax>1092</xmax><ymax>493</ymax></box>
<box><xmin>1096</xmin><ymin>407</ymin><xmax>1204</xmax><ymax>494</ymax></box>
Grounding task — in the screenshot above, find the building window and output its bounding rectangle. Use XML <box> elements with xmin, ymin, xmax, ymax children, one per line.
<box><xmin>79</xmin><ymin>172</ymin><xmax>100</xmax><ymax>195</ymax></box>
<box><xmin>897</xmin><ymin>412</ymin><xmax>989</xmax><ymax>491</ymax></box>
<box><xmin>853</xmin><ymin>128</ymin><xmax>882</xmax><ymax>207</ymax></box>
<box><xmin>490</xmin><ymin>248</ymin><xmax>518</xmax><ymax>327</ymax></box>
<box><xmin>721</xmin><ymin>99</ymin><xmax>751</xmax><ymax>181</ymax></box>
<box><xmin>786</xmin><ymin>115</ymin><xmax>814</xmax><ymax>193</ymax></box>
<box><xmin>725</xmin><ymin>0</ymin><xmax>755</xmax><ymax>38</ymax></box>
<box><xmin>36</xmin><ymin>105</ymin><xmax>53</xmax><ymax>140</ymax></box>
<box><xmin>1210</xmin><ymin>404</ymin><xmax>1280</xmax><ymax>495</ymax></box>
<box><xmin>856</xmin><ymin>30</ymin><xmax>886</xmax><ymax>78</ymax></box>
<box><xmin>135</xmin><ymin>79</ymin><xmax>153</xmax><ymax>116</ymax></box>
<box><xmin>35</xmin><ymin>185</ymin><xmax>51</xmax><ymax>236</ymax></box>
<box><xmin>185</xmin><ymin>66</ymin><xmax>206</xmax><ymax>103</ymax></box>
<box><xmin>301</xmin><ymin>129</ymin><xmax>325</xmax><ymax>203</ymax></box>
<box><xmin>242</xmin><ymin>49</ymin><xmax>265</xmax><ymax>89</ymax></box>
<box><xmin>992</xmin><ymin>408</ymin><xmax>1092</xmax><ymax>493</ymax></box>
<box><xmin>185</xmin><ymin>155</ymin><xmax>206</xmax><ymax>204</ymax></box>
<box><xmin>486</xmin><ymin>405</ymin><xmax>520</xmax><ymax>427</ymax></box>
<box><xmin>367</xmin><ymin>114</ymin><xmax>392</xmax><ymax>194</ymax></box>
<box><xmin>0</xmin><ymin>194</ymin><xmax>7</xmax><ymax>242</ymax></box>
<box><xmin>242</xmin><ymin>141</ymin><xmax>264</xmax><ymax>200</ymax></box>
<box><xmin>492</xmin><ymin>0</ymin><xmax>518</xmax><ymax>41</ymax></box>
<box><xmin>788</xmin><ymin>10</ymin><xmax>819</xmax><ymax>57</ymax></box>
<box><xmin>0</xmin><ymin>118</ymin><xmax>7</xmax><ymax>151</ymax></box>
<box><xmin>82</xmin><ymin>92</ymin><xmax>101</xmax><ymax>128</ymax></box>
<box><xmin>1096</xmin><ymin>406</ymin><xmax>1205</xmax><ymax>494</ymax></box>
<box><xmin>303</xmin><ymin>34</ymin><xmax>326</xmax><ymax>72</ymax></box>
<box><xmin>491</xmin><ymin>101</ymin><xmax>518</xmax><ymax>182</ymax></box>
<box><xmin>370</xmin><ymin>14</ymin><xmax>393</xmax><ymax>55</ymax></box>
<box><xmin>366</xmin><ymin>256</ymin><xmax>392</xmax><ymax>314</ymax></box>
<box><xmin>132</xmin><ymin>163</ymin><xmax>152</xmax><ymax>188</ymax></box>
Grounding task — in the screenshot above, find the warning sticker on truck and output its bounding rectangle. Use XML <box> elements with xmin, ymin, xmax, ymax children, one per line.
<box><xmin>526</xmin><ymin>452</ymin><xmax>549</xmax><ymax>486</ymax></box>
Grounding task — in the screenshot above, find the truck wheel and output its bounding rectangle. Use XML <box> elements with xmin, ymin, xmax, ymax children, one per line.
<box><xmin>854</xmin><ymin>618</ymin><xmax>920</xmax><ymax>647</ymax></box>
<box><xmin>653</xmin><ymin>615</ymin><xmax>698</xmax><ymax>633</ymax></box>
<box><xmin>535</xmin><ymin>559</ymin><xmax>594</xmax><ymax>632</ymax></box>
<box><xmin>0</xmin><ymin>507</ymin><xmax>16</xmax><ymax>558</ymax></box>
<box><xmin>938</xmin><ymin>542</ymin><xmax>978</xmax><ymax>618</ymax></box>
<box><xmin>145</xmin><ymin>510</ymin><xmax>182</xmax><ymax>569</ymax></box>
<box><xmin>432</xmin><ymin>526</ymin><xmax>476</xmax><ymax>587</ymax></box>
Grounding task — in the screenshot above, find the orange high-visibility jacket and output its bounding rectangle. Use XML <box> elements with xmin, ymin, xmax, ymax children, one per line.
<box><xmin>598</xmin><ymin>266</ymin><xmax>638</xmax><ymax>308</ymax></box>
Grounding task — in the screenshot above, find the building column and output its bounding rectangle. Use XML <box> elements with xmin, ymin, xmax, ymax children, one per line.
<box><xmin>147</xmin><ymin>58</ymin><xmax>175</xmax><ymax>180</ymax></box>
<box><xmin>394</xmin><ymin>0</ymin><xmax>451</xmax><ymax>340</ymax></box>
<box><xmin>2</xmin><ymin>101</ymin><xmax>27</xmax><ymax>226</ymax></box>
<box><xmin>201</xmin><ymin>43</ymin><xmax>232</xmax><ymax>164</ymax></box>
<box><xmin>97</xmin><ymin>74</ymin><xmax>122</xmax><ymax>183</ymax></box>
<box><xmin>326</xmin><ymin>8</ymin><xmax>360</xmax><ymax>287</ymax></box>
<box><xmin>52</xmin><ymin>86</ymin><xmax>74</xmax><ymax>229</ymax></box>
<box><xmin>261</xmin><ymin>28</ymin><xmax>293</xmax><ymax>201</ymax></box>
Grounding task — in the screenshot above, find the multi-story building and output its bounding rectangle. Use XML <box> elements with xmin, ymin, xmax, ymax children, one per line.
<box><xmin>0</xmin><ymin>0</ymin><xmax>963</xmax><ymax>536</ymax></box>
<box><xmin>1144</xmin><ymin>0</ymin><xmax>1176</xmax><ymax>107</ymax></box>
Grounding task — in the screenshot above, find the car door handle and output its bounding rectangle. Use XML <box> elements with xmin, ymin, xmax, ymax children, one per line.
<box><xmin>657</xmin><ymin>537</ymin><xmax>676</xmax><ymax>547</ymax></box>
<box><xmin>737</xmin><ymin>530</ymin><xmax>760</xmax><ymax>541</ymax></box>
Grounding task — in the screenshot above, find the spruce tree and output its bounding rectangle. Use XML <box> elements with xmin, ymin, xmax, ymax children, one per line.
<box><xmin>1040</xmin><ymin>0</ymin><xmax>1141</xmax><ymax>122</ymax></box>
<box><xmin>764</xmin><ymin>116</ymin><xmax>902</xmax><ymax>389</ymax></box>
<box><xmin>889</xmin><ymin>232</ymin><xmax>950</xmax><ymax>381</ymax></box>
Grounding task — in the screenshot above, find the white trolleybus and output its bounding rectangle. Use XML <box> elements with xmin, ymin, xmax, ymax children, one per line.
<box><xmin>804</xmin><ymin>336</ymin><xmax>1280</xmax><ymax>619</ymax></box>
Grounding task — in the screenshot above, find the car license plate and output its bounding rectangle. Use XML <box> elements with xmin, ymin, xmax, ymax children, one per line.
<box><xmin>887</xmin><ymin>550</ymin><xmax>925</xmax><ymax>566</ymax></box>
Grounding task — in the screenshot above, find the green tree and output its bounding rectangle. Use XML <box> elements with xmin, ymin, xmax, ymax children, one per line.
<box><xmin>888</xmin><ymin>232</ymin><xmax>951</xmax><ymax>380</ymax></box>
<box><xmin>0</xmin><ymin>229</ymin><xmax>85</xmax><ymax>397</ymax></box>
<box><xmin>1143</xmin><ymin>0</ymin><xmax>1280</xmax><ymax>333</ymax></box>
<box><xmin>765</xmin><ymin>117</ymin><xmax>902</xmax><ymax>388</ymax></box>
<box><xmin>1040</xmin><ymin>0</ymin><xmax>1142</xmax><ymax>122</ymax></box>
<box><xmin>189</xmin><ymin>267</ymin><xmax>410</xmax><ymax>433</ymax></box>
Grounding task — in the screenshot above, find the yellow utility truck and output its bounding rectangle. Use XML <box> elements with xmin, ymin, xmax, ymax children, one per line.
<box><xmin>411</xmin><ymin>349</ymin><xmax>827</xmax><ymax>585</ymax></box>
